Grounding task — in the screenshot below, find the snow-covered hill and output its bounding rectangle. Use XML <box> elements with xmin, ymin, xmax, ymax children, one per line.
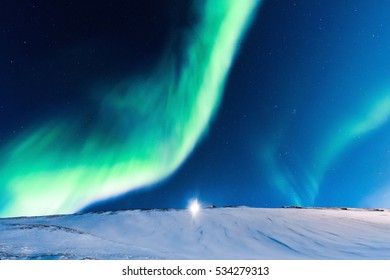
<box><xmin>0</xmin><ymin>207</ymin><xmax>389</xmax><ymax>260</ymax></box>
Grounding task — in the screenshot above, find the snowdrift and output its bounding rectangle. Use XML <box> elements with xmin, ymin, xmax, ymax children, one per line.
<box><xmin>0</xmin><ymin>207</ymin><xmax>389</xmax><ymax>259</ymax></box>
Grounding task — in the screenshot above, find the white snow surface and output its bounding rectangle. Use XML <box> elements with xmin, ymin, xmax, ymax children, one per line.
<box><xmin>0</xmin><ymin>207</ymin><xmax>389</xmax><ymax>260</ymax></box>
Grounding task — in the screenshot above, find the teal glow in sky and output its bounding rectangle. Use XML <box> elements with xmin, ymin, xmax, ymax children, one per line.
<box><xmin>260</xmin><ymin>89</ymin><xmax>390</xmax><ymax>206</ymax></box>
<box><xmin>2</xmin><ymin>0</ymin><xmax>390</xmax><ymax>216</ymax></box>
<box><xmin>0</xmin><ymin>0</ymin><xmax>260</xmax><ymax>217</ymax></box>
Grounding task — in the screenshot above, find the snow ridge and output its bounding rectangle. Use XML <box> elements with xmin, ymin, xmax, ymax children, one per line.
<box><xmin>0</xmin><ymin>207</ymin><xmax>389</xmax><ymax>260</ymax></box>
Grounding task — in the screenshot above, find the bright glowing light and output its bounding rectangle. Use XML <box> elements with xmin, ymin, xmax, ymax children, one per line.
<box><xmin>189</xmin><ymin>199</ymin><xmax>201</xmax><ymax>217</ymax></box>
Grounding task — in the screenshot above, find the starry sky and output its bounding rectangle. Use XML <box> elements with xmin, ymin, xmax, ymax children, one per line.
<box><xmin>1</xmin><ymin>0</ymin><xmax>390</xmax><ymax>217</ymax></box>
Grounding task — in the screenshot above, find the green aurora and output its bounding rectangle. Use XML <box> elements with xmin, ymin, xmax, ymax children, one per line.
<box><xmin>0</xmin><ymin>0</ymin><xmax>260</xmax><ymax>217</ymax></box>
<box><xmin>260</xmin><ymin>88</ymin><xmax>390</xmax><ymax>206</ymax></box>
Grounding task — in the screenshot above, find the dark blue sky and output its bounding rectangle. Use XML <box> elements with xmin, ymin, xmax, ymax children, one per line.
<box><xmin>86</xmin><ymin>0</ymin><xmax>390</xmax><ymax>210</ymax></box>
<box><xmin>1</xmin><ymin>1</ymin><xmax>390</xmax><ymax>215</ymax></box>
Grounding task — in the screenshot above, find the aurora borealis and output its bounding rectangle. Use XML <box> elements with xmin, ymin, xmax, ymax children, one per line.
<box><xmin>1</xmin><ymin>0</ymin><xmax>390</xmax><ymax>217</ymax></box>
<box><xmin>0</xmin><ymin>0</ymin><xmax>259</xmax><ymax>217</ymax></box>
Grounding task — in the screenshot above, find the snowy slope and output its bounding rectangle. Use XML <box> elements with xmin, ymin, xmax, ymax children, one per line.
<box><xmin>0</xmin><ymin>207</ymin><xmax>389</xmax><ymax>260</ymax></box>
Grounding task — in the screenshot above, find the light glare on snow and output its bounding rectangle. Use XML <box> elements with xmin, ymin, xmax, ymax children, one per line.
<box><xmin>189</xmin><ymin>199</ymin><xmax>201</xmax><ymax>217</ymax></box>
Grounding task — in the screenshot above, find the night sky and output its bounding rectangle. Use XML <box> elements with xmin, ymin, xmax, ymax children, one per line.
<box><xmin>1</xmin><ymin>0</ymin><xmax>390</xmax><ymax>217</ymax></box>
